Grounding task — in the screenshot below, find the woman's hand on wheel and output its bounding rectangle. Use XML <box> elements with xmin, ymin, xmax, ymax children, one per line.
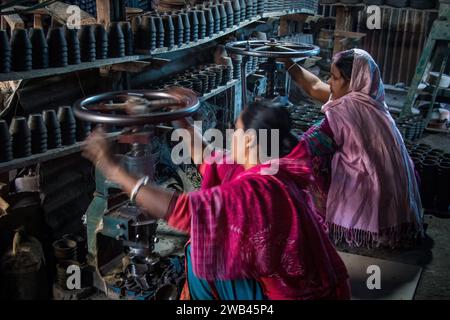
<box><xmin>82</xmin><ymin>128</ymin><xmax>119</xmax><ymax>180</ymax></box>
<box><xmin>277</xmin><ymin>57</ymin><xmax>295</xmax><ymax>65</ymax></box>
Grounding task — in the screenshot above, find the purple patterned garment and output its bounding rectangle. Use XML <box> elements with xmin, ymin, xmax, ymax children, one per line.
<box><xmin>307</xmin><ymin>49</ymin><xmax>424</xmax><ymax>248</ymax></box>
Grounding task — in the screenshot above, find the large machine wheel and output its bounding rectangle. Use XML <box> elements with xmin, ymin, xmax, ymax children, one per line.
<box><xmin>73</xmin><ymin>87</ymin><xmax>200</xmax><ymax>126</ymax></box>
<box><xmin>225</xmin><ymin>39</ymin><xmax>320</xmax><ymax>103</ymax></box>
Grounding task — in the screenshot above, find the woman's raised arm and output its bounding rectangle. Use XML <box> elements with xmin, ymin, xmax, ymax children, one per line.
<box><xmin>285</xmin><ymin>59</ymin><xmax>331</xmax><ymax>104</ymax></box>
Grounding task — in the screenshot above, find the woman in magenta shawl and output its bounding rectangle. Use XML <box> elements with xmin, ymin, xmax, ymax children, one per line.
<box><xmin>82</xmin><ymin>97</ymin><xmax>350</xmax><ymax>300</ymax></box>
<box><xmin>285</xmin><ymin>49</ymin><xmax>424</xmax><ymax>248</ymax></box>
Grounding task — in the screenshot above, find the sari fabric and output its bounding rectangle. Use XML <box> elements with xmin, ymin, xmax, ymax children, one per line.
<box><xmin>317</xmin><ymin>49</ymin><xmax>423</xmax><ymax>247</ymax></box>
<box><xmin>168</xmin><ymin>142</ymin><xmax>350</xmax><ymax>300</ymax></box>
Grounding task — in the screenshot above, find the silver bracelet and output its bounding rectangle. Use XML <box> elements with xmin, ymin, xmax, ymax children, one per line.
<box><xmin>287</xmin><ymin>62</ymin><xmax>298</xmax><ymax>73</ymax></box>
<box><xmin>130</xmin><ymin>176</ymin><xmax>149</xmax><ymax>203</ymax></box>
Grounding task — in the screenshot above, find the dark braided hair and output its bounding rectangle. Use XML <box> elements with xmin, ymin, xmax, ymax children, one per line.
<box><xmin>240</xmin><ymin>101</ymin><xmax>298</xmax><ymax>158</ymax></box>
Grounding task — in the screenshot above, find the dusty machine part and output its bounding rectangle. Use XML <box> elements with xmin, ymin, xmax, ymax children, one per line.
<box><xmin>225</xmin><ymin>38</ymin><xmax>320</xmax><ymax>104</ymax></box>
<box><xmin>73</xmin><ymin>87</ymin><xmax>199</xmax><ymax>299</ymax></box>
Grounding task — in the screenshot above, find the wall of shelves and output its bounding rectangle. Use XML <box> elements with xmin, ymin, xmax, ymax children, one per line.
<box><xmin>0</xmin><ymin>6</ymin><xmax>314</xmax><ymax>173</ymax></box>
<box><xmin>0</xmin><ymin>79</ymin><xmax>240</xmax><ymax>173</ymax></box>
<box><xmin>0</xmin><ymin>8</ymin><xmax>316</xmax><ymax>82</ymax></box>
<box><xmin>0</xmin><ymin>16</ymin><xmax>262</xmax><ymax>82</ymax></box>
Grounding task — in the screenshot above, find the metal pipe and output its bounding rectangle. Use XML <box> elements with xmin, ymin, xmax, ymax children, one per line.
<box><xmin>240</xmin><ymin>56</ymin><xmax>249</xmax><ymax>107</ymax></box>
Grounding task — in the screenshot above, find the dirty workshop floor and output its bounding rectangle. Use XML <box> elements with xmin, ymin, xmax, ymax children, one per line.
<box><xmin>338</xmin><ymin>132</ymin><xmax>450</xmax><ymax>300</ymax></box>
<box><xmin>410</xmin><ymin>133</ymin><xmax>450</xmax><ymax>300</ymax></box>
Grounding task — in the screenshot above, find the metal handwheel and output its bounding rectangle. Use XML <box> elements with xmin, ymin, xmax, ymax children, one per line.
<box><xmin>225</xmin><ymin>39</ymin><xmax>320</xmax><ymax>104</ymax></box>
<box><xmin>73</xmin><ymin>87</ymin><xmax>200</xmax><ymax>126</ymax></box>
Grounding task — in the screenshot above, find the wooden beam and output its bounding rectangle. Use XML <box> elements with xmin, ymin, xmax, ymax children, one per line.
<box><xmin>279</xmin><ymin>13</ymin><xmax>307</xmax><ymax>37</ymax></box>
<box><xmin>96</xmin><ymin>0</ymin><xmax>111</xmax><ymax>26</ymax></box>
<box><xmin>111</xmin><ymin>61</ymin><xmax>153</xmax><ymax>73</ymax></box>
<box><xmin>2</xmin><ymin>13</ymin><xmax>25</xmax><ymax>30</ymax></box>
<box><xmin>34</xmin><ymin>14</ymin><xmax>43</xmax><ymax>29</ymax></box>
<box><xmin>45</xmin><ymin>2</ymin><xmax>96</xmax><ymax>26</ymax></box>
<box><xmin>334</xmin><ymin>30</ymin><xmax>366</xmax><ymax>39</ymax></box>
<box><xmin>125</xmin><ymin>6</ymin><xmax>143</xmax><ymax>18</ymax></box>
<box><xmin>333</xmin><ymin>6</ymin><xmax>354</xmax><ymax>55</ymax></box>
<box><xmin>147</xmin><ymin>58</ymin><xmax>171</xmax><ymax>68</ymax></box>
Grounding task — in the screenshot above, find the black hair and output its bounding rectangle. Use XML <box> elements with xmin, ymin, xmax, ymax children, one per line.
<box><xmin>240</xmin><ymin>101</ymin><xmax>298</xmax><ymax>158</ymax></box>
<box><xmin>333</xmin><ymin>50</ymin><xmax>355</xmax><ymax>81</ymax></box>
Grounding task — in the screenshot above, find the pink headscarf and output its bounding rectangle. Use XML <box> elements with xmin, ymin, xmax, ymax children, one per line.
<box><xmin>323</xmin><ymin>49</ymin><xmax>423</xmax><ymax>247</ymax></box>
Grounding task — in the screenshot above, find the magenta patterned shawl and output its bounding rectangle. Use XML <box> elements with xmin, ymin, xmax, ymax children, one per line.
<box><xmin>188</xmin><ymin>141</ymin><xmax>349</xmax><ymax>299</ymax></box>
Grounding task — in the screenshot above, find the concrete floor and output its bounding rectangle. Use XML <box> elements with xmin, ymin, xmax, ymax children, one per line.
<box><xmin>415</xmin><ymin>214</ymin><xmax>450</xmax><ymax>299</ymax></box>
<box><xmin>415</xmin><ymin>133</ymin><xmax>450</xmax><ymax>299</ymax></box>
<box><xmin>338</xmin><ymin>132</ymin><xmax>450</xmax><ymax>299</ymax></box>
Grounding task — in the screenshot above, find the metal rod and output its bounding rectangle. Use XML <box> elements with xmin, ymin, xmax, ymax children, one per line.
<box><xmin>241</xmin><ymin>56</ymin><xmax>249</xmax><ymax>107</ymax></box>
<box><xmin>425</xmin><ymin>44</ymin><xmax>450</xmax><ymax>127</ymax></box>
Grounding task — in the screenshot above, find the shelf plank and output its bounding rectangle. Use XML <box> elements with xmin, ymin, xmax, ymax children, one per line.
<box><xmin>0</xmin><ymin>55</ymin><xmax>153</xmax><ymax>81</ymax></box>
<box><xmin>262</xmin><ymin>9</ymin><xmax>316</xmax><ymax>18</ymax></box>
<box><xmin>0</xmin><ymin>17</ymin><xmax>262</xmax><ymax>82</ymax></box>
<box><xmin>0</xmin><ymin>81</ymin><xmax>237</xmax><ymax>173</ymax></box>
<box><xmin>140</xmin><ymin>16</ymin><xmax>263</xmax><ymax>56</ymax></box>
<box><xmin>200</xmin><ymin>80</ymin><xmax>238</xmax><ymax>101</ymax></box>
<box><xmin>325</xmin><ymin>2</ymin><xmax>439</xmax><ymax>13</ymax></box>
<box><xmin>0</xmin><ymin>132</ymin><xmax>121</xmax><ymax>173</ymax></box>
<box><xmin>0</xmin><ymin>10</ymin><xmax>309</xmax><ymax>82</ymax></box>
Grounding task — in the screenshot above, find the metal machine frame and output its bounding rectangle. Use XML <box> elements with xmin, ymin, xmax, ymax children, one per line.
<box><xmin>73</xmin><ymin>88</ymin><xmax>200</xmax><ymax>299</ymax></box>
<box><xmin>225</xmin><ymin>39</ymin><xmax>320</xmax><ymax>105</ymax></box>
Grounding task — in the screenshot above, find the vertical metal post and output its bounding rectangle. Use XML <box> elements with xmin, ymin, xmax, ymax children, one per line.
<box><xmin>425</xmin><ymin>44</ymin><xmax>450</xmax><ymax>126</ymax></box>
<box><xmin>240</xmin><ymin>55</ymin><xmax>249</xmax><ymax>107</ymax></box>
<box><xmin>265</xmin><ymin>57</ymin><xmax>276</xmax><ymax>98</ymax></box>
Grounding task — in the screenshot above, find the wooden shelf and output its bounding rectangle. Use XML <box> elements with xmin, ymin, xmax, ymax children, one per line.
<box><xmin>200</xmin><ymin>79</ymin><xmax>239</xmax><ymax>101</ymax></box>
<box><xmin>0</xmin><ymin>132</ymin><xmax>121</xmax><ymax>173</ymax></box>
<box><xmin>0</xmin><ymin>9</ymin><xmax>313</xmax><ymax>82</ymax></box>
<box><xmin>321</xmin><ymin>2</ymin><xmax>439</xmax><ymax>13</ymax></box>
<box><xmin>0</xmin><ymin>81</ymin><xmax>238</xmax><ymax>173</ymax></box>
<box><xmin>0</xmin><ymin>17</ymin><xmax>262</xmax><ymax>82</ymax></box>
<box><xmin>0</xmin><ymin>55</ymin><xmax>153</xmax><ymax>82</ymax></box>
<box><xmin>150</xmin><ymin>17</ymin><xmax>263</xmax><ymax>57</ymax></box>
<box><xmin>262</xmin><ymin>9</ymin><xmax>316</xmax><ymax>18</ymax></box>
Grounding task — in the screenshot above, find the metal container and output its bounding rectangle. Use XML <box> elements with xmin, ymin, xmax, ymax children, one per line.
<box><xmin>141</xmin><ymin>16</ymin><xmax>157</xmax><ymax>51</ymax></box>
<box><xmin>108</xmin><ymin>22</ymin><xmax>126</xmax><ymax>58</ymax></box>
<box><xmin>187</xmin><ymin>9</ymin><xmax>199</xmax><ymax>42</ymax></box>
<box><xmin>43</xmin><ymin>109</ymin><xmax>62</xmax><ymax>149</ymax></box>
<box><xmin>0</xmin><ymin>120</ymin><xmax>13</xmax><ymax>162</ymax></box>
<box><xmin>11</xmin><ymin>28</ymin><xmax>32</xmax><ymax>71</ymax></box>
<box><xmin>94</xmin><ymin>24</ymin><xmax>108</xmax><ymax>59</ymax></box>
<box><xmin>0</xmin><ymin>30</ymin><xmax>11</xmax><ymax>73</ymax></box>
<box><xmin>28</xmin><ymin>114</ymin><xmax>48</xmax><ymax>154</ymax></box>
<box><xmin>9</xmin><ymin>117</ymin><xmax>31</xmax><ymax>158</ymax></box>
<box><xmin>57</xmin><ymin>106</ymin><xmax>76</xmax><ymax>146</ymax></box>
<box><xmin>161</xmin><ymin>13</ymin><xmax>175</xmax><ymax>48</ymax></box>
<box><xmin>171</xmin><ymin>12</ymin><xmax>184</xmax><ymax>46</ymax></box>
<box><xmin>29</xmin><ymin>28</ymin><xmax>50</xmax><ymax>69</ymax></box>
<box><xmin>121</xmin><ymin>21</ymin><xmax>134</xmax><ymax>55</ymax></box>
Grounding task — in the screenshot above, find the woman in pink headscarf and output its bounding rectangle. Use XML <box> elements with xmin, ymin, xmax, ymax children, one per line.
<box><xmin>285</xmin><ymin>49</ymin><xmax>424</xmax><ymax>248</ymax></box>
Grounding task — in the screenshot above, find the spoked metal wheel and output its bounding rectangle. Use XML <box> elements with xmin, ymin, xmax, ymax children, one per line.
<box><xmin>225</xmin><ymin>39</ymin><xmax>320</xmax><ymax>58</ymax></box>
<box><xmin>73</xmin><ymin>87</ymin><xmax>200</xmax><ymax>126</ymax></box>
<box><xmin>225</xmin><ymin>39</ymin><xmax>320</xmax><ymax>103</ymax></box>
